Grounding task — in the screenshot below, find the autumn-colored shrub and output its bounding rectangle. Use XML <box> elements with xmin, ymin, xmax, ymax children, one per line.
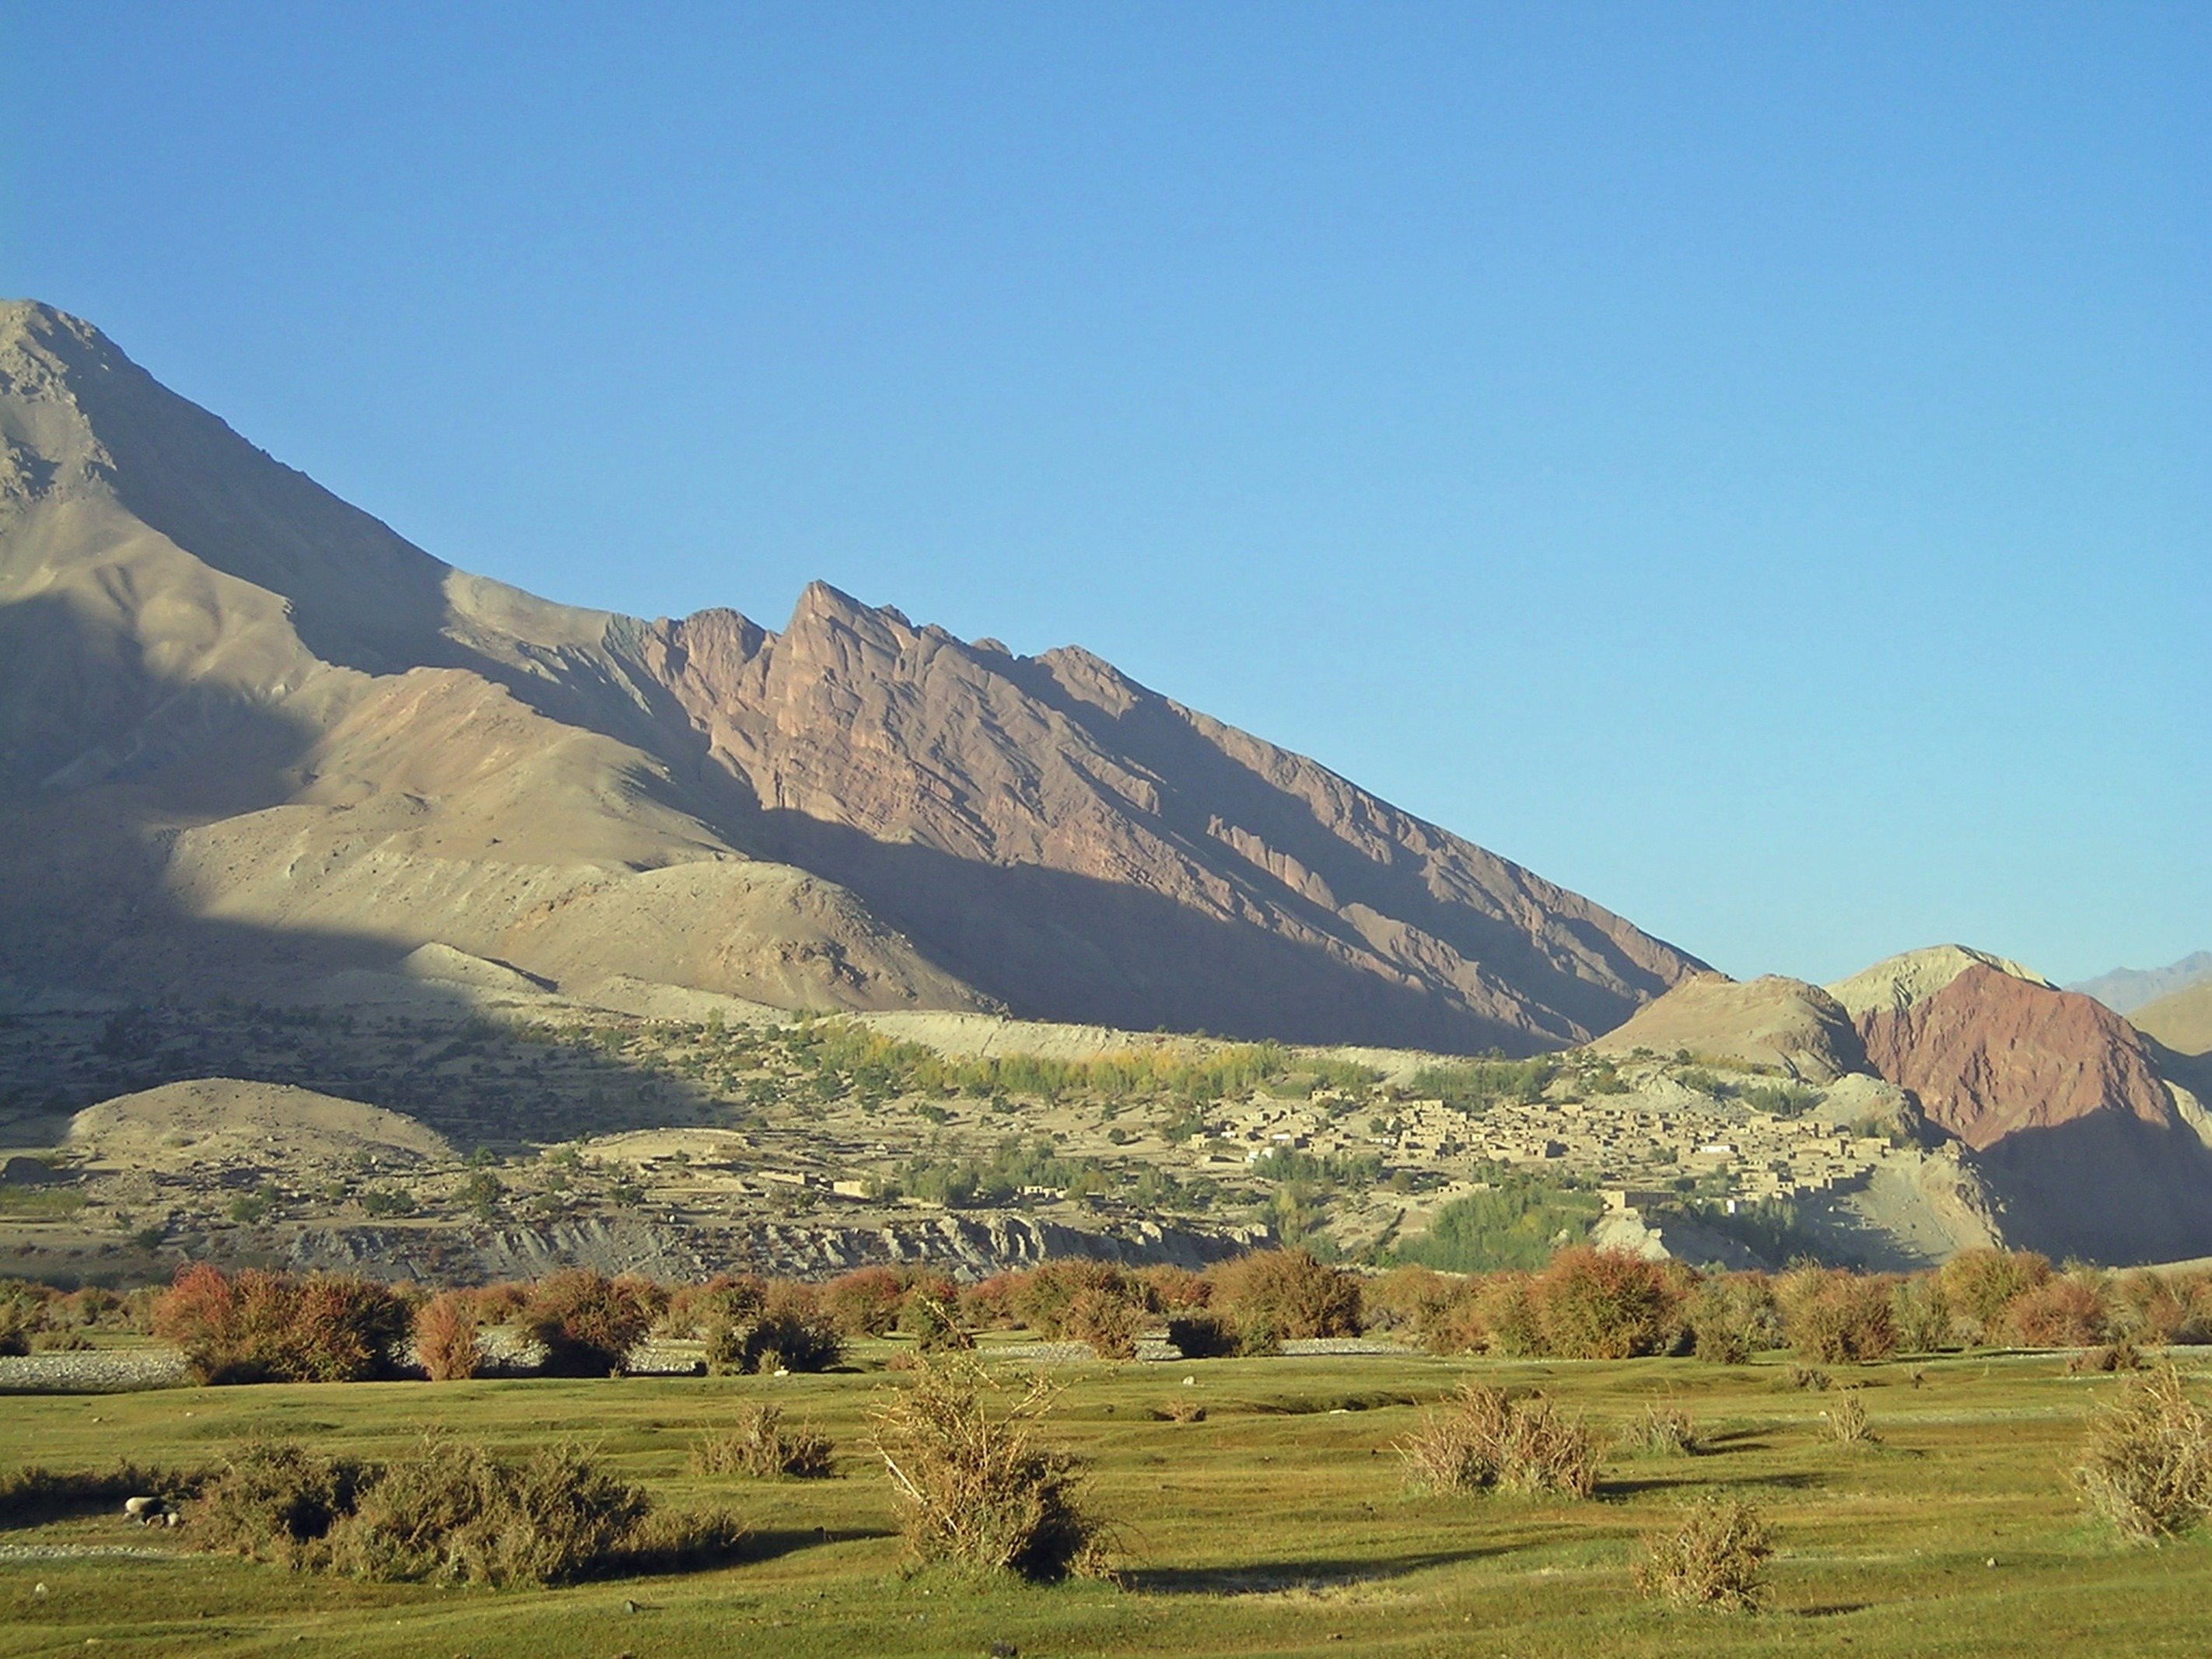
<box><xmin>1064</xmin><ymin>1287</ymin><xmax>1146</xmax><ymax>1360</ymax></box>
<box><xmin>2111</xmin><ymin>1269</ymin><xmax>2186</xmax><ymax>1345</ymax></box>
<box><xmin>414</xmin><ymin>1291</ymin><xmax>481</xmax><ymax>1382</ymax></box>
<box><xmin>1132</xmin><ymin>1263</ymin><xmax>1209</xmax><ymax>1313</ymax></box>
<box><xmin>1888</xmin><ymin>1275</ymin><xmax>1954</xmax><ymax>1353</ymax></box>
<box><xmin>691</xmin><ymin>1402</ymin><xmax>835</xmax><ymax>1480</ymax></box>
<box><xmin>821</xmin><ymin>1267</ymin><xmax>912</xmax><ymax>1337</ymax></box>
<box><xmin>705</xmin><ymin>1282</ymin><xmax>843</xmax><ymax>1374</ymax></box>
<box><xmin>1397</xmin><ymin>1382</ymin><xmax>1599</xmax><ymax>1499</ymax></box>
<box><xmin>154</xmin><ymin>1265</ymin><xmax>411</xmax><ymax>1384</ymax></box>
<box><xmin>1530</xmin><ymin>1248</ymin><xmax>1684</xmax><ymax>1360</ymax></box>
<box><xmin>1778</xmin><ymin>1266</ymin><xmax>1896</xmax><ymax>1364</ymax></box>
<box><xmin>1014</xmin><ymin>1261</ymin><xmax>1131</xmax><ymax>1339</ymax></box>
<box><xmin>1207</xmin><ymin>1248</ymin><xmax>1363</xmax><ymax>1343</ymax></box>
<box><xmin>867</xmin><ymin>1353</ymin><xmax>1109</xmax><ymax>1580</ymax></box>
<box><xmin>1940</xmin><ymin>1249</ymin><xmax>2051</xmax><ymax>1344</ymax></box>
<box><xmin>520</xmin><ymin>1270</ymin><xmax>654</xmax><ymax>1375</ymax></box>
<box><xmin>2006</xmin><ymin>1275</ymin><xmax>2109</xmax><ymax>1349</ymax></box>
<box><xmin>2073</xmin><ymin>1363</ymin><xmax>2212</xmax><ymax>1542</ymax></box>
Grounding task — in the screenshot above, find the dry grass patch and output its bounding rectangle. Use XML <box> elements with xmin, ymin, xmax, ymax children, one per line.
<box><xmin>691</xmin><ymin>1402</ymin><xmax>835</xmax><ymax>1479</ymax></box>
<box><xmin>1819</xmin><ymin>1388</ymin><xmax>1876</xmax><ymax>1445</ymax></box>
<box><xmin>2073</xmin><ymin>1363</ymin><xmax>2212</xmax><ymax>1542</ymax></box>
<box><xmin>867</xmin><ymin>1353</ymin><xmax>1110</xmax><ymax>1580</ymax></box>
<box><xmin>1617</xmin><ymin>1400</ymin><xmax>1699</xmax><ymax>1458</ymax></box>
<box><xmin>1633</xmin><ymin>1495</ymin><xmax>1773</xmax><ymax>1610</ymax></box>
<box><xmin>1398</xmin><ymin>1382</ymin><xmax>1599</xmax><ymax>1499</ymax></box>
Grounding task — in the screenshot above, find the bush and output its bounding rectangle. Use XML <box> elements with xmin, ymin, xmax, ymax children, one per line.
<box><xmin>1684</xmin><ymin>1274</ymin><xmax>1780</xmax><ymax>1365</ymax></box>
<box><xmin>1530</xmin><ymin>1248</ymin><xmax>1684</xmax><ymax>1360</ymax></box>
<box><xmin>413</xmin><ymin>1292</ymin><xmax>481</xmax><ymax>1382</ymax></box>
<box><xmin>1398</xmin><ymin>1383</ymin><xmax>1599</xmax><ymax>1499</ymax></box>
<box><xmin>866</xmin><ymin>1353</ymin><xmax>1108</xmax><ymax>1580</ymax></box>
<box><xmin>1165</xmin><ymin>1310</ymin><xmax>1241</xmax><ymax>1360</ymax></box>
<box><xmin>1941</xmin><ymin>1249</ymin><xmax>2051</xmax><ymax>1344</ymax></box>
<box><xmin>1064</xmin><ymin>1288</ymin><xmax>1146</xmax><ymax>1360</ymax></box>
<box><xmin>1820</xmin><ymin>1388</ymin><xmax>1875</xmax><ymax>1445</ymax></box>
<box><xmin>1013</xmin><ymin>1261</ymin><xmax>1130</xmax><ymax>1338</ymax></box>
<box><xmin>2006</xmin><ymin>1276</ymin><xmax>2109</xmax><ymax>1349</ymax></box>
<box><xmin>1778</xmin><ymin>1267</ymin><xmax>1896</xmax><ymax>1364</ymax></box>
<box><xmin>327</xmin><ymin>1437</ymin><xmax>658</xmax><ymax>1587</ymax></box>
<box><xmin>821</xmin><ymin>1267</ymin><xmax>912</xmax><ymax>1337</ymax></box>
<box><xmin>900</xmin><ymin>1294</ymin><xmax>977</xmax><ymax>1353</ymax></box>
<box><xmin>520</xmin><ymin>1270</ymin><xmax>655</xmax><ymax>1376</ymax></box>
<box><xmin>1633</xmin><ymin>1496</ymin><xmax>1773</xmax><ymax>1609</ymax></box>
<box><xmin>154</xmin><ymin>1265</ymin><xmax>411</xmax><ymax>1384</ymax></box>
<box><xmin>194</xmin><ymin>1440</ymin><xmax>373</xmax><ymax>1565</ymax></box>
<box><xmin>1207</xmin><ymin>1249</ymin><xmax>1362</xmax><ymax>1343</ymax></box>
<box><xmin>2073</xmin><ymin>1363</ymin><xmax>2212</xmax><ymax>1542</ymax></box>
<box><xmin>1619</xmin><ymin>1401</ymin><xmax>1699</xmax><ymax>1458</ymax></box>
<box><xmin>705</xmin><ymin>1283</ymin><xmax>844</xmax><ymax>1375</ymax></box>
<box><xmin>1888</xmin><ymin>1275</ymin><xmax>1954</xmax><ymax>1354</ymax></box>
<box><xmin>691</xmin><ymin>1402</ymin><xmax>836</xmax><ymax>1480</ymax></box>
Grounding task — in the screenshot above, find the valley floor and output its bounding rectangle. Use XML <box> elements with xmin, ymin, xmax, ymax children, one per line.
<box><xmin>5</xmin><ymin>1344</ymin><xmax>2211</xmax><ymax>1656</ymax></box>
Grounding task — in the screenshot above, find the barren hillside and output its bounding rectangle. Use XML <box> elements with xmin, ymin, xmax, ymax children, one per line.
<box><xmin>0</xmin><ymin>300</ymin><xmax>1701</xmax><ymax>1051</ymax></box>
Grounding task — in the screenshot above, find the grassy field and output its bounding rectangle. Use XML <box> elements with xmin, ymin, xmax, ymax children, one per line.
<box><xmin>5</xmin><ymin>1346</ymin><xmax>2210</xmax><ymax>1657</ymax></box>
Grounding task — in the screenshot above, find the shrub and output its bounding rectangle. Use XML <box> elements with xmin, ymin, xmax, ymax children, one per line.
<box><xmin>2070</xmin><ymin>1339</ymin><xmax>2147</xmax><ymax>1375</ymax></box>
<box><xmin>1941</xmin><ymin>1249</ymin><xmax>2051</xmax><ymax>1344</ymax></box>
<box><xmin>1633</xmin><ymin>1496</ymin><xmax>1773</xmax><ymax>1609</ymax></box>
<box><xmin>1207</xmin><ymin>1249</ymin><xmax>1362</xmax><ymax>1342</ymax></box>
<box><xmin>691</xmin><ymin>1403</ymin><xmax>836</xmax><ymax>1480</ymax></box>
<box><xmin>2073</xmin><ymin>1363</ymin><xmax>2212</xmax><ymax>1542</ymax></box>
<box><xmin>1619</xmin><ymin>1401</ymin><xmax>1699</xmax><ymax>1458</ymax></box>
<box><xmin>1889</xmin><ymin>1275</ymin><xmax>1953</xmax><ymax>1354</ymax></box>
<box><xmin>154</xmin><ymin>1265</ymin><xmax>411</xmax><ymax>1384</ymax></box>
<box><xmin>2111</xmin><ymin>1269</ymin><xmax>2186</xmax><ymax>1345</ymax></box>
<box><xmin>1164</xmin><ymin>1310</ymin><xmax>1240</xmax><ymax>1360</ymax></box>
<box><xmin>1778</xmin><ymin>1267</ymin><xmax>1896</xmax><ymax>1364</ymax></box>
<box><xmin>1684</xmin><ymin>1274</ymin><xmax>1780</xmax><ymax>1365</ymax></box>
<box><xmin>2006</xmin><ymin>1276</ymin><xmax>2109</xmax><ymax>1349</ymax></box>
<box><xmin>194</xmin><ymin>1440</ymin><xmax>373</xmax><ymax>1566</ymax></box>
<box><xmin>1014</xmin><ymin>1261</ymin><xmax>1129</xmax><ymax>1338</ymax></box>
<box><xmin>867</xmin><ymin>1353</ymin><xmax>1108</xmax><ymax>1580</ymax></box>
<box><xmin>1820</xmin><ymin>1388</ymin><xmax>1875</xmax><ymax>1445</ymax></box>
<box><xmin>414</xmin><ymin>1291</ymin><xmax>481</xmax><ymax>1382</ymax></box>
<box><xmin>705</xmin><ymin>1283</ymin><xmax>843</xmax><ymax>1375</ymax></box>
<box><xmin>1065</xmin><ymin>1288</ymin><xmax>1146</xmax><ymax>1360</ymax></box>
<box><xmin>520</xmin><ymin>1270</ymin><xmax>655</xmax><ymax>1375</ymax></box>
<box><xmin>1530</xmin><ymin>1248</ymin><xmax>1683</xmax><ymax>1360</ymax></box>
<box><xmin>325</xmin><ymin>1437</ymin><xmax>657</xmax><ymax>1587</ymax></box>
<box><xmin>901</xmin><ymin>1294</ymin><xmax>977</xmax><ymax>1353</ymax></box>
<box><xmin>821</xmin><ymin>1267</ymin><xmax>911</xmax><ymax>1336</ymax></box>
<box><xmin>1398</xmin><ymin>1383</ymin><xmax>1599</xmax><ymax>1499</ymax></box>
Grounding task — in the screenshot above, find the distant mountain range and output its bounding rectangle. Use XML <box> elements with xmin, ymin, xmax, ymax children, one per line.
<box><xmin>0</xmin><ymin>300</ymin><xmax>1701</xmax><ymax>1052</ymax></box>
<box><xmin>2068</xmin><ymin>952</ymin><xmax>2212</xmax><ymax>1015</ymax></box>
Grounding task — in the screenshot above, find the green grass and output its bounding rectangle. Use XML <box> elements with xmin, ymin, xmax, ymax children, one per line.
<box><xmin>5</xmin><ymin>1348</ymin><xmax>2212</xmax><ymax>1656</ymax></box>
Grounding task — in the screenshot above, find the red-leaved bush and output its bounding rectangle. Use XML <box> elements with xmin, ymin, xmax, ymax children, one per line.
<box><xmin>154</xmin><ymin>1265</ymin><xmax>411</xmax><ymax>1384</ymax></box>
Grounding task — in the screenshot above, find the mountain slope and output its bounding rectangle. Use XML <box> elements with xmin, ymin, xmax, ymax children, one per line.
<box><xmin>0</xmin><ymin>300</ymin><xmax>1702</xmax><ymax>1049</ymax></box>
<box><xmin>1590</xmin><ymin>972</ymin><xmax>1868</xmax><ymax>1083</ymax></box>
<box><xmin>1850</xmin><ymin>962</ymin><xmax>2212</xmax><ymax>1262</ymax></box>
<box><xmin>2072</xmin><ymin>952</ymin><xmax>2212</xmax><ymax>1017</ymax></box>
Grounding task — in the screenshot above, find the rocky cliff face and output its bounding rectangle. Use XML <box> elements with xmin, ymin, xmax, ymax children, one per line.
<box><xmin>0</xmin><ymin>301</ymin><xmax>1700</xmax><ymax>1050</ymax></box>
<box><xmin>1852</xmin><ymin>964</ymin><xmax>2212</xmax><ymax>1262</ymax></box>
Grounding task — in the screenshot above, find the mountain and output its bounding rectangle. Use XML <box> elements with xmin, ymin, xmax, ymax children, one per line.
<box><xmin>0</xmin><ymin>300</ymin><xmax>1702</xmax><ymax>1052</ymax></box>
<box><xmin>1844</xmin><ymin>961</ymin><xmax>2212</xmax><ymax>1262</ymax></box>
<box><xmin>1589</xmin><ymin>971</ymin><xmax>1867</xmax><ymax>1083</ymax></box>
<box><xmin>2133</xmin><ymin>982</ymin><xmax>2212</xmax><ymax>1061</ymax></box>
<box><xmin>2070</xmin><ymin>952</ymin><xmax>2212</xmax><ymax>1017</ymax></box>
<box><xmin>1825</xmin><ymin>944</ymin><xmax>2054</xmax><ymax>1020</ymax></box>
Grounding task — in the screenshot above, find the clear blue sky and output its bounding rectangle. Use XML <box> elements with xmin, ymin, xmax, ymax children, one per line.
<box><xmin>3</xmin><ymin>3</ymin><xmax>2205</xmax><ymax>985</ymax></box>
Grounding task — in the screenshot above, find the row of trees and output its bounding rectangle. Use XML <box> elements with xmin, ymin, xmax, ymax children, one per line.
<box><xmin>95</xmin><ymin>1242</ymin><xmax>2212</xmax><ymax>1386</ymax></box>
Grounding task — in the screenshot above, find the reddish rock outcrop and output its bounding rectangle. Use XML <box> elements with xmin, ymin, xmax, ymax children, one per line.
<box><xmin>1856</xmin><ymin>965</ymin><xmax>2179</xmax><ymax>1150</ymax></box>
